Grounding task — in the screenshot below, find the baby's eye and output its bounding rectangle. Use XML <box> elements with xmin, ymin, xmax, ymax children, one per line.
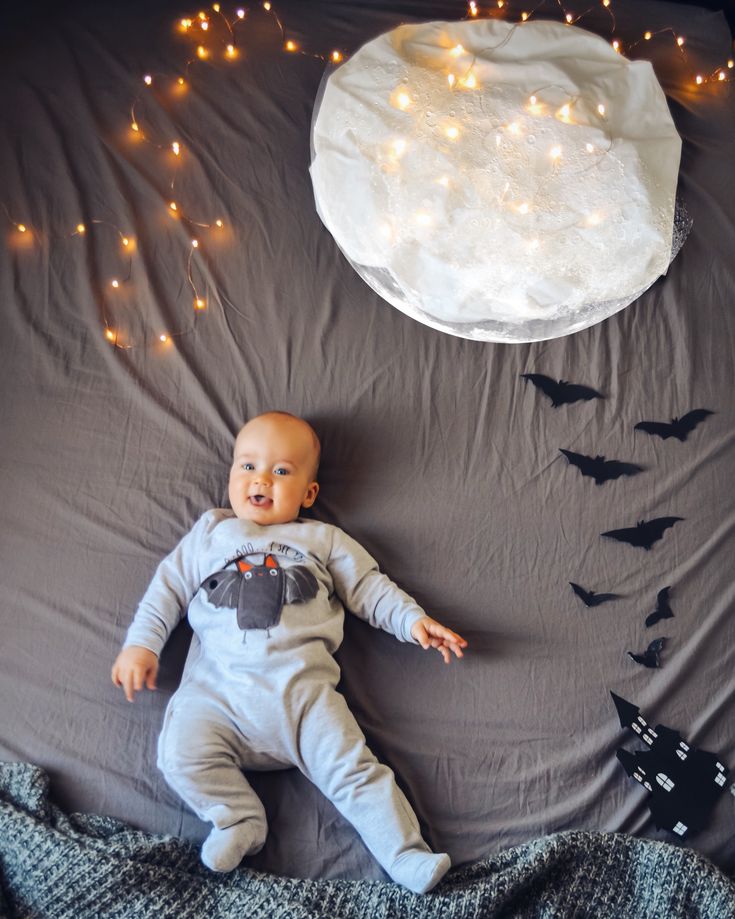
<box><xmin>274</xmin><ymin>467</ymin><xmax>290</xmax><ymax>476</ymax></box>
<box><xmin>241</xmin><ymin>462</ymin><xmax>255</xmax><ymax>471</ymax></box>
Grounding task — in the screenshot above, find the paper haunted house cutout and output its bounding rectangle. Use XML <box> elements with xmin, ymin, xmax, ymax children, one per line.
<box><xmin>611</xmin><ymin>692</ymin><xmax>729</xmax><ymax>838</ymax></box>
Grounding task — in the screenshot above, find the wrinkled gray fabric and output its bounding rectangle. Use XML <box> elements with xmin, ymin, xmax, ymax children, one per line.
<box><xmin>0</xmin><ymin>0</ymin><xmax>733</xmax><ymax>887</ymax></box>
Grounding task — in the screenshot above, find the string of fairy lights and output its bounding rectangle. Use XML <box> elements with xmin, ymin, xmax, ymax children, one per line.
<box><xmin>1</xmin><ymin>0</ymin><xmax>732</xmax><ymax>350</ymax></box>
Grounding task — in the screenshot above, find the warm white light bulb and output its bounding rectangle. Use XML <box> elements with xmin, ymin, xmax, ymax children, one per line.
<box><xmin>549</xmin><ymin>145</ymin><xmax>562</xmax><ymax>159</ymax></box>
<box><xmin>565</xmin><ymin>13</ymin><xmax>573</xmax><ymax>23</ymax></box>
<box><xmin>144</xmin><ymin>74</ymin><xmax>152</xmax><ymax>85</ymax></box>
<box><xmin>201</xmin><ymin>20</ymin><xmax>209</xmax><ymax>30</ymax></box>
<box><xmin>192</xmin><ymin>239</ymin><xmax>199</xmax><ymax>248</ymax></box>
<box><xmin>122</xmin><ymin>237</ymin><xmax>130</xmax><ymax>246</ymax></box>
<box><xmin>331</xmin><ymin>50</ymin><xmax>343</xmax><ymax>62</ymax></box>
<box><xmin>391</xmin><ymin>138</ymin><xmax>407</xmax><ymax>156</ymax></box>
<box><xmin>18</xmin><ymin>224</ymin><xmax>26</xmax><ymax>232</ymax></box>
<box><xmin>696</xmin><ymin>74</ymin><xmax>703</xmax><ymax>84</ymax></box>
<box><xmin>396</xmin><ymin>92</ymin><xmax>411</xmax><ymax>109</ymax></box>
<box><xmin>172</xmin><ymin>141</ymin><xmax>181</xmax><ymax>155</ymax></box>
<box><xmin>597</xmin><ymin>103</ymin><xmax>606</xmax><ymax>116</ymax></box>
<box><xmin>644</xmin><ymin>31</ymin><xmax>652</xmax><ymax>40</ymax></box>
<box><xmin>586</xmin><ymin>143</ymin><xmax>595</xmax><ymax>153</ymax></box>
<box><xmin>462</xmin><ymin>73</ymin><xmax>477</xmax><ymax>89</ymax></box>
<box><xmin>215</xmin><ymin>219</ymin><xmax>224</xmax><ymax>227</ymax></box>
<box><xmin>450</xmin><ymin>44</ymin><xmax>464</xmax><ymax>57</ymax></box>
<box><xmin>518</xmin><ymin>203</ymin><xmax>530</xmax><ymax>214</ymax></box>
<box><xmin>677</xmin><ymin>36</ymin><xmax>684</xmax><ymax>47</ymax></box>
<box><xmin>159</xmin><ymin>334</ymin><xmax>168</xmax><ymax>343</ymax></box>
<box><xmin>170</xmin><ymin>202</ymin><xmax>178</xmax><ymax>211</ymax></box>
<box><xmin>111</xmin><ymin>279</ymin><xmax>119</xmax><ymax>288</ymax></box>
<box><xmin>447</xmin><ymin>74</ymin><xmax>456</xmax><ymax>88</ymax></box>
<box><xmin>263</xmin><ymin>1</ymin><xmax>271</xmax><ymax>9</ymax></box>
<box><xmin>237</xmin><ymin>9</ymin><xmax>245</xmax><ymax>17</ymax></box>
<box><xmin>76</xmin><ymin>223</ymin><xmax>85</xmax><ymax>234</ymax></box>
<box><xmin>445</xmin><ymin>126</ymin><xmax>459</xmax><ymax>140</ymax></box>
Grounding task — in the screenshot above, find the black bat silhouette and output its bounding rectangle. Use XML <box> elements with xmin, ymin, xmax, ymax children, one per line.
<box><xmin>560</xmin><ymin>449</ymin><xmax>643</xmax><ymax>485</ymax></box>
<box><xmin>601</xmin><ymin>517</ymin><xmax>683</xmax><ymax>550</ymax></box>
<box><xmin>645</xmin><ymin>586</ymin><xmax>674</xmax><ymax>628</ymax></box>
<box><xmin>634</xmin><ymin>409</ymin><xmax>713</xmax><ymax>442</ymax></box>
<box><xmin>520</xmin><ymin>374</ymin><xmax>603</xmax><ymax>407</ymax></box>
<box><xmin>628</xmin><ymin>637</ymin><xmax>666</xmax><ymax>668</ymax></box>
<box><xmin>569</xmin><ymin>582</ymin><xmax>621</xmax><ymax>607</ymax></box>
<box><xmin>201</xmin><ymin>554</ymin><xmax>318</xmax><ymax>635</ymax></box>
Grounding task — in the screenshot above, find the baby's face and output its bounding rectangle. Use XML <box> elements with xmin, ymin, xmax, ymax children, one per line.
<box><xmin>228</xmin><ymin>414</ymin><xmax>319</xmax><ymax>526</ymax></box>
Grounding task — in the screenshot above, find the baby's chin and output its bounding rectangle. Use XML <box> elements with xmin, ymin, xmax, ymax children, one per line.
<box><xmin>231</xmin><ymin>501</ymin><xmax>299</xmax><ymax>526</ymax></box>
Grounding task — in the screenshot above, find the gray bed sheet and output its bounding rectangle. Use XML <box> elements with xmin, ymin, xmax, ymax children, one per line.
<box><xmin>1</xmin><ymin>0</ymin><xmax>733</xmax><ymax>882</ymax></box>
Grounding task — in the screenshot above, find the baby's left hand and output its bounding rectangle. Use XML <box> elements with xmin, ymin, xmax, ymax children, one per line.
<box><xmin>411</xmin><ymin>616</ymin><xmax>468</xmax><ymax>664</ymax></box>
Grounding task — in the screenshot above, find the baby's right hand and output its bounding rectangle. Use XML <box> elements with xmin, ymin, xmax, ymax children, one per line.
<box><xmin>111</xmin><ymin>645</ymin><xmax>159</xmax><ymax>702</ymax></box>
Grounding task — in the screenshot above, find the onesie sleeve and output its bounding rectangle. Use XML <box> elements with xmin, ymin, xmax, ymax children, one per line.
<box><xmin>123</xmin><ymin>509</ymin><xmax>222</xmax><ymax>656</ymax></box>
<box><xmin>326</xmin><ymin>527</ymin><xmax>426</xmax><ymax>643</ymax></box>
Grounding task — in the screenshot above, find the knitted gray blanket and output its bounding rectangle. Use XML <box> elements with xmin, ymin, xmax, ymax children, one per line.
<box><xmin>1</xmin><ymin>763</ymin><xmax>734</xmax><ymax>919</ymax></box>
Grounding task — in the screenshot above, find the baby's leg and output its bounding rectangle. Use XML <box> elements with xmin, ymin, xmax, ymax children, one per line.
<box><xmin>157</xmin><ymin>693</ymin><xmax>268</xmax><ymax>871</ymax></box>
<box><xmin>289</xmin><ymin>685</ymin><xmax>450</xmax><ymax>893</ymax></box>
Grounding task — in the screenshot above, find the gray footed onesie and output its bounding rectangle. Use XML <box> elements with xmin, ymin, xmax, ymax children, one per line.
<box><xmin>124</xmin><ymin>509</ymin><xmax>450</xmax><ymax>893</ymax></box>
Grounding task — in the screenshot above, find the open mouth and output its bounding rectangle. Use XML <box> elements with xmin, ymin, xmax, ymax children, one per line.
<box><xmin>248</xmin><ymin>495</ymin><xmax>273</xmax><ymax>508</ymax></box>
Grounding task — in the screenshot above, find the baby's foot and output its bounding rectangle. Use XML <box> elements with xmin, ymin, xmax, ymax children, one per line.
<box><xmin>389</xmin><ymin>849</ymin><xmax>451</xmax><ymax>894</ymax></box>
<box><xmin>201</xmin><ymin>821</ymin><xmax>265</xmax><ymax>872</ymax></box>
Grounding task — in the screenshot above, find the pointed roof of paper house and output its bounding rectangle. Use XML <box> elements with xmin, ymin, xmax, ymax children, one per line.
<box><xmin>611</xmin><ymin>691</ymin><xmax>641</xmax><ymax>729</ymax></box>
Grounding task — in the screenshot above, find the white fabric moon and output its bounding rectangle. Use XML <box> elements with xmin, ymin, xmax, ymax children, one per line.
<box><xmin>310</xmin><ymin>19</ymin><xmax>683</xmax><ymax>342</ymax></box>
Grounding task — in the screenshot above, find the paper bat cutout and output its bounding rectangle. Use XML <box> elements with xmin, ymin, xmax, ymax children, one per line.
<box><xmin>201</xmin><ymin>554</ymin><xmax>318</xmax><ymax>636</ymax></box>
<box><xmin>601</xmin><ymin>516</ymin><xmax>683</xmax><ymax>550</ymax></box>
<box><xmin>569</xmin><ymin>582</ymin><xmax>621</xmax><ymax>607</ymax></box>
<box><xmin>645</xmin><ymin>586</ymin><xmax>674</xmax><ymax>628</ymax></box>
<box><xmin>627</xmin><ymin>637</ymin><xmax>666</xmax><ymax>668</ymax></box>
<box><xmin>611</xmin><ymin>692</ymin><xmax>730</xmax><ymax>839</ymax></box>
<box><xmin>634</xmin><ymin>409</ymin><xmax>713</xmax><ymax>442</ymax></box>
<box><xmin>520</xmin><ymin>374</ymin><xmax>603</xmax><ymax>407</ymax></box>
<box><xmin>560</xmin><ymin>449</ymin><xmax>643</xmax><ymax>485</ymax></box>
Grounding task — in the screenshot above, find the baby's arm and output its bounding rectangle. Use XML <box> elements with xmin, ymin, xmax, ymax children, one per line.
<box><xmin>111</xmin><ymin>510</ymin><xmax>220</xmax><ymax>700</ymax></box>
<box><xmin>327</xmin><ymin>528</ymin><xmax>468</xmax><ymax>663</ymax></box>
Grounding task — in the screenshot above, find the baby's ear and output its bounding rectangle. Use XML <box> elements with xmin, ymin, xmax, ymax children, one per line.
<box><xmin>302</xmin><ymin>481</ymin><xmax>319</xmax><ymax>508</ymax></box>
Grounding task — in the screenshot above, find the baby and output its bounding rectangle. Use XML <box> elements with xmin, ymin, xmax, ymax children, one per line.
<box><xmin>112</xmin><ymin>411</ymin><xmax>467</xmax><ymax>893</ymax></box>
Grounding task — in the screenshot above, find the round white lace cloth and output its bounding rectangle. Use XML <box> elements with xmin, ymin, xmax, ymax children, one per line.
<box><xmin>310</xmin><ymin>19</ymin><xmax>683</xmax><ymax>341</ymax></box>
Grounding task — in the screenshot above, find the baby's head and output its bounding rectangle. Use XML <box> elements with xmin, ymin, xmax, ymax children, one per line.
<box><xmin>228</xmin><ymin>412</ymin><xmax>320</xmax><ymax>526</ymax></box>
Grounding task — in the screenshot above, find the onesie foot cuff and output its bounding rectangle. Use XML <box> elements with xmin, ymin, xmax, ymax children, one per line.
<box><xmin>390</xmin><ymin>850</ymin><xmax>451</xmax><ymax>894</ymax></box>
<box><xmin>201</xmin><ymin>821</ymin><xmax>265</xmax><ymax>872</ymax></box>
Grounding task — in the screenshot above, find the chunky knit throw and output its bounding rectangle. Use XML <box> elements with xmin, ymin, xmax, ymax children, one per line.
<box><xmin>1</xmin><ymin>762</ymin><xmax>734</xmax><ymax>919</ymax></box>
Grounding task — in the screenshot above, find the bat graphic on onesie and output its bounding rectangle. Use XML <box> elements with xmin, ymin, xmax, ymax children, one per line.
<box><xmin>201</xmin><ymin>554</ymin><xmax>318</xmax><ymax>634</ymax></box>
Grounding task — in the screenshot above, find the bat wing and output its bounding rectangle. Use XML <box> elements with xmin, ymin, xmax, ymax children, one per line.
<box><xmin>521</xmin><ymin>373</ymin><xmax>562</xmax><ymax>405</ymax></box>
<box><xmin>598</xmin><ymin>460</ymin><xmax>644</xmax><ymax>483</ymax></box>
<box><xmin>602</xmin><ymin>525</ymin><xmax>642</xmax><ymax>547</ymax></box>
<box><xmin>628</xmin><ymin>637</ymin><xmax>665</xmax><ymax>668</ymax></box>
<box><xmin>200</xmin><ymin>569</ymin><xmax>242</xmax><ymax>610</ymax></box>
<box><xmin>569</xmin><ymin>582</ymin><xmax>592</xmax><ymax>605</ymax></box>
<box><xmin>634</xmin><ymin>420</ymin><xmax>676</xmax><ymax>439</ymax></box>
<box><xmin>677</xmin><ymin>409</ymin><xmax>714</xmax><ymax>438</ymax></box>
<box><xmin>284</xmin><ymin>565</ymin><xmax>319</xmax><ymax>605</ymax></box>
<box><xmin>646</xmin><ymin>588</ymin><xmax>674</xmax><ymax>627</ymax></box>
<box><xmin>646</xmin><ymin>517</ymin><xmax>684</xmax><ymax>545</ymax></box>
<box><xmin>558</xmin><ymin>382</ymin><xmax>603</xmax><ymax>405</ymax></box>
<box><xmin>589</xmin><ymin>592</ymin><xmax>620</xmax><ymax>606</ymax></box>
<box><xmin>560</xmin><ymin>449</ymin><xmax>594</xmax><ymax>476</ymax></box>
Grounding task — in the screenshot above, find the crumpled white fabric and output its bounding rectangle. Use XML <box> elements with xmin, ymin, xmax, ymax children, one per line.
<box><xmin>310</xmin><ymin>19</ymin><xmax>682</xmax><ymax>341</ymax></box>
